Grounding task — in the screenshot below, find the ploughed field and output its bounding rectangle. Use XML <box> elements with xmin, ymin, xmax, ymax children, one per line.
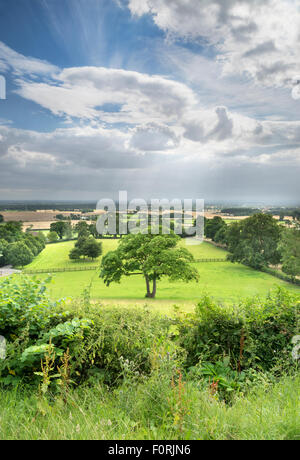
<box><xmin>23</xmin><ymin>239</ymin><xmax>300</xmax><ymax>307</ymax></box>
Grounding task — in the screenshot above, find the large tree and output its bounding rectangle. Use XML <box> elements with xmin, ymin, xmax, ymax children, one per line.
<box><xmin>50</xmin><ymin>221</ymin><xmax>72</xmax><ymax>240</ymax></box>
<box><xmin>75</xmin><ymin>221</ymin><xmax>90</xmax><ymax>238</ymax></box>
<box><xmin>227</xmin><ymin>213</ymin><xmax>281</xmax><ymax>269</ymax></box>
<box><xmin>205</xmin><ymin>216</ymin><xmax>227</xmax><ymax>241</ymax></box>
<box><xmin>5</xmin><ymin>241</ymin><xmax>33</xmax><ymax>267</ymax></box>
<box><xmin>100</xmin><ymin>232</ymin><xmax>199</xmax><ymax>298</ymax></box>
<box><xmin>0</xmin><ymin>221</ymin><xmax>23</xmax><ymax>243</ymax></box>
<box><xmin>69</xmin><ymin>236</ymin><xmax>102</xmax><ymax>260</ymax></box>
<box><xmin>279</xmin><ymin>228</ymin><xmax>300</xmax><ymax>279</ymax></box>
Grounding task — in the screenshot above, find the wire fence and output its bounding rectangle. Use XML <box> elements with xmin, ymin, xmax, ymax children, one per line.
<box><xmin>194</xmin><ymin>258</ymin><xmax>227</xmax><ymax>262</ymax></box>
<box><xmin>23</xmin><ymin>266</ymin><xmax>99</xmax><ymax>274</ymax></box>
<box><xmin>23</xmin><ymin>258</ymin><xmax>228</xmax><ymax>274</ymax></box>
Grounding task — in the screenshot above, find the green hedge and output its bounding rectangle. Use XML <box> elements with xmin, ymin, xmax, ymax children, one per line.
<box><xmin>261</xmin><ymin>266</ymin><xmax>300</xmax><ymax>286</ymax></box>
<box><xmin>0</xmin><ymin>276</ymin><xmax>299</xmax><ymax>389</ymax></box>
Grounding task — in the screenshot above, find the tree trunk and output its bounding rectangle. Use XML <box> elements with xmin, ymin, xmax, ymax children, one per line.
<box><xmin>151</xmin><ymin>277</ymin><xmax>157</xmax><ymax>298</ymax></box>
<box><xmin>145</xmin><ymin>275</ymin><xmax>151</xmax><ymax>298</ymax></box>
<box><xmin>144</xmin><ymin>275</ymin><xmax>157</xmax><ymax>298</ymax></box>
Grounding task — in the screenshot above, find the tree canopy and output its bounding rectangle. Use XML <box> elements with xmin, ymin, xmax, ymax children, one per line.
<box><xmin>100</xmin><ymin>232</ymin><xmax>199</xmax><ymax>298</ymax></box>
<box><xmin>205</xmin><ymin>216</ymin><xmax>227</xmax><ymax>241</ymax></box>
<box><xmin>0</xmin><ymin>222</ymin><xmax>45</xmax><ymax>267</ymax></box>
<box><xmin>50</xmin><ymin>221</ymin><xmax>72</xmax><ymax>240</ymax></box>
<box><xmin>226</xmin><ymin>213</ymin><xmax>281</xmax><ymax>269</ymax></box>
<box><xmin>69</xmin><ymin>236</ymin><xmax>102</xmax><ymax>261</ymax></box>
<box><xmin>279</xmin><ymin>227</ymin><xmax>300</xmax><ymax>279</ymax></box>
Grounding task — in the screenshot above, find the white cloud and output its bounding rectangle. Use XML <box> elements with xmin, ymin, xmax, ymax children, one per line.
<box><xmin>15</xmin><ymin>66</ymin><xmax>196</xmax><ymax>124</ymax></box>
<box><xmin>0</xmin><ymin>38</ymin><xmax>299</xmax><ymax>200</ymax></box>
<box><xmin>128</xmin><ymin>0</ymin><xmax>300</xmax><ymax>89</ymax></box>
<box><xmin>129</xmin><ymin>123</ymin><xmax>180</xmax><ymax>151</ymax></box>
<box><xmin>0</xmin><ymin>41</ymin><xmax>59</xmax><ymax>76</ymax></box>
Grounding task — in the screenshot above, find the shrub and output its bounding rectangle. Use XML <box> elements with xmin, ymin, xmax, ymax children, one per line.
<box><xmin>70</xmin><ymin>306</ymin><xmax>173</xmax><ymax>385</ymax></box>
<box><xmin>176</xmin><ymin>288</ymin><xmax>300</xmax><ymax>373</ymax></box>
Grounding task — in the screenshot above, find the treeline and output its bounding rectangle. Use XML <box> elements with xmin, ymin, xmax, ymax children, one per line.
<box><xmin>221</xmin><ymin>207</ymin><xmax>261</xmax><ymax>216</ymax></box>
<box><xmin>204</xmin><ymin>214</ymin><xmax>300</xmax><ymax>280</ymax></box>
<box><xmin>0</xmin><ymin>201</ymin><xmax>97</xmax><ymax>211</ymax></box>
<box><xmin>268</xmin><ymin>208</ymin><xmax>300</xmax><ymax>220</ymax></box>
<box><xmin>47</xmin><ymin>220</ymin><xmax>100</xmax><ymax>242</ymax></box>
<box><xmin>0</xmin><ymin>222</ymin><xmax>46</xmax><ymax>267</ymax></box>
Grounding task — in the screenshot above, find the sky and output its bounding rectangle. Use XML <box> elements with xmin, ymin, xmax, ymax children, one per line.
<box><xmin>0</xmin><ymin>0</ymin><xmax>299</xmax><ymax>203</ymax></box>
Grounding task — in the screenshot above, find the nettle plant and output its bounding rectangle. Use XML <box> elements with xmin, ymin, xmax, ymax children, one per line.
<box><xmin>0</xmin><ymin>276</ymin><xmax>92</xmax><ymax>386</ymax></box>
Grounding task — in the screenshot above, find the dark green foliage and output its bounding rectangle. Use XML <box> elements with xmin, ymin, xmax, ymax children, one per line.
<box><xmin>69</xmin><ymin>237</ymin><xmax>102</xmax><ymax>260</ymax></box>
<box><xmin>0</xmin><ymin>276</ymin><xmax>299</xmax><ymax>394</ymax></box>
<box><xmin>74</xmin><ymin>221</ymin><xmax>90</xmax><ymax>238</ymax></box>
<box><xmin>214</xmin><ymin>225</ymin><xmax>227</xmax><ymax>245</ymax></box>
<box><xmin>70</xmin><ymin>307</ymin><xmax>173</xmax><ymax>385</ymax></box>
<box><xmin>176</xmin><ymin>288</ymin><xmax>299</xmax><ymax>373</ymax></box>
<box><xmin>0</xmin><ymin>222</ymin><xmax>45</xmax><ymax>267</ymax></box>
<box><xmin>5</xmin><ymin>242</ymin><xmax>33</xmax><ymax>267</ymax></box>
<box><xmin>226</xmin><ymin>213</ymin><xmax>281</xmax><ymax>269</ymax></box>
<box><xmin>69</xmin><ymin>247</ymin><xmax>82</xmax><ymax>260</ymax></box>
<box><xmin>0</xmin><ymin>221</ymin><xmax>23</xmax><ymax>243</ymax></box>
<box><xmin>0</xmin><ymin>276</ymin><xmax>172</xmax><ymax>387</ymax></box>
<box><xmin>279</xmin><ymin>228</ymin><xmax>300</xmax><ymax>279</ymax></box>
<box><xmin>221</xmin><ymin>208</ymin><xmax>261</xmax><ymax>216</ymax></box>
<box><xmin>205</xmin><ymin>217</ymin><xmax>227</xmax><ymax>241</ymax></box>
<box><xmin>0</xmin><ymin>239</ymin><xmax>9</xmax><ymax>265</ymax></box>
<box><xmin>50</xmin><ymin>221</ymin><xmax>72</xmax><ymax>240</ymax></box>
<box><xmin>81</xmin><ymin>238</ymin><xmax>102</xmax><ymax>259</ymax></box>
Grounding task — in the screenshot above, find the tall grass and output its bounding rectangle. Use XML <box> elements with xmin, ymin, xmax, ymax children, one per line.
<box><xmin>0</xmin><ymin>374</ymin><xmax>299</xmax><ymax>440</ymax></box>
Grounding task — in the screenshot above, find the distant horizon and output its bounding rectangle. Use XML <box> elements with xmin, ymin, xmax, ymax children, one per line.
<box><xmin>0</xmin><ymin>199</ymin><xmax>299</xmax><ymax>208</ymax></box>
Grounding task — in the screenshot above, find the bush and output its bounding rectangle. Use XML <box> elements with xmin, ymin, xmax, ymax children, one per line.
<box><xmin>176</xmin><ymin>288</ymin><xmax>300</xmax><ymax>374</ymax></box>
<box><xmin>1</xmin><ymin>276</ymin><xmax>299</xmax><ymax>392</ymax></box>
<box><xmin>47</xmin><ymin>231</ymin><xmax>59</xmax><ymax>243</ymax></box>
<box><xmin>0</xmin><ymin>276</ymin><xmax>173</xmax><ymax>387</ymax></box>
<box><xmin>69</xmin><ymin>306</ymin><xmax>173</xmax><ymax>385</ymax></box>
<box><xmin>0</xmin><ymin>276</ymin><xmax>73</xmax><ymax>385</ymax></box>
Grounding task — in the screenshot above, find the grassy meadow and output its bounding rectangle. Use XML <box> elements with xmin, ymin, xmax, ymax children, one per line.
<box><xmin>23</xmin><ymin>239</ymin><xmax>300</xmax><ymax>307</ymax></box>
<box><xmin>1</xmin><ymin>374</ymin><xmax>299</xmax><ymax>440</ymax></box>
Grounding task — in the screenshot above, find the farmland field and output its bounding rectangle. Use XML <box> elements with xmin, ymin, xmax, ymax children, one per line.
<box><xmin>24</xmin><ymin>240</ymin><xmax>105</xmax><ymax>270</ymax></box>
<box><xmin>24</xmin><ymin>239</ymin><xmax>227</xmax><ymax>271</ymax></box>
<box><xmin>23</xmin><ymin>239</ymin><xmax>300</xmax><ymax>305</ymax></box>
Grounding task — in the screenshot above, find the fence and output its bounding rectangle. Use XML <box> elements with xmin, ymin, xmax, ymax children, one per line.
<box><xmin>23</xmin><ymin>266</ymin><xmax>99</xmax><ymax>275</ymax></box>
<box><xmin>194</xmin><ymin>258</ymin><xmax>227</xmax><ymax>263</ymax></box>
<box><xmin>23</xmin><ymin>258</ymin><xmax>228</xmax><ymax>274</ymax></box>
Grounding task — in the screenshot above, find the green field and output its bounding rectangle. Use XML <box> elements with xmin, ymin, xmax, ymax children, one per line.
<box><xmin>24</xmin><ymin>239</ymin><xmax>300</xmax><ymax>305</ymax></box>
<box><xmin>24</xmin><ymin>240</ymin><xmax>105</xmax><ymax>269</ymax></box>
<box><xmin>24</xmin><ymin>239</ymin><xmax>226</xmax><ymax>270</ymax></box>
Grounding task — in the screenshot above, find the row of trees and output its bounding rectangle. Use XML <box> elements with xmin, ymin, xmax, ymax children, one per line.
<box><xmin>204</xmin><ymin>214</ymin><xmax>300</xmax><ymax>278</ymax></box>
<box><xmin>0</xmin><ymin>222</ymin><xmax>46</xmax><ymax>267</ymax></box>
<box><xmin>48</xmin><ymin>221</ymin><xmax>99</xmax><ymax>241</ymax></box>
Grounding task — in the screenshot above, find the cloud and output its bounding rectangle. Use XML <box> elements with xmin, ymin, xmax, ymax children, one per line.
<box><xmin>129</xmin><ymin>123</ymin><xmax>180</xmax><ymax>151</ymax></box>
<box><xmin>0</xmin><ymin>41</ymin><xmax>59</xmax><ymax>76</ymax></box>
<box><xmin>0</xmin><ymin>121</ymin><xmax>299</xmax><ymax>201</ymax></box>
<box><xmin>15</xmin><ymin>66</ymin><xmax>196</xmax><ymax>124</ymax></box>
<box><xmin>128</xmin><ymin>0</ymin><xmax>300</xmax><ymax>89</ymax></box>
<box><xmin>0</xmin><ymin>38</ymin><xmax>299</xmax><ymax>201</ymax></box>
